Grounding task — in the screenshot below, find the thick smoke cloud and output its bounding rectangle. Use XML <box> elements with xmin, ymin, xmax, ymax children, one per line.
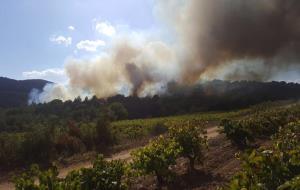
<box><xmin>158</xmin><ymin>0</ymin><xmax>300</xmax><ymax>82</ymax></box>
<box><xmin>60</xmin><ymin>40</ymin><xmax>177</xmax><ymax>100</ymax></box>
<box><xmin>31</xmin><ymin>0</ymin><xmax>300</xmax><ymax>103</ymax></box>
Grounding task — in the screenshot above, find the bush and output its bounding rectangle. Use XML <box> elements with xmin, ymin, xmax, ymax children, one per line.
<box><xmin>220</xmin><ymin>119</ymin><xmax>253</xmax><ymax>148</ymax></box>
<box><xmin>278</xmin><ymin>175</ymin><xmax>300</xmax><ymax>190</ymax></box>
<box><xmin>21</xmin><ymin>128</ymin><xmax>55</xmax><ymax>165</ymax></box>
<box><xmin>96</xmin><ymin>117</ymin><xmax>114</xmax><ymax>149</ymax></box>
<box><xmin>14</xmin><ymin>164</ymin><xmax>61</xmax><ymax>190</ymax></box>
<box><xmin>228</xmin><ymin>149</ymin><xmax>291</xmax><ymax>190</ymax></box>
<box><xmin>14</xmin><ymin>155</ymin><xmax>127</xmax><ymax>190</ymax></box>
<box><xmin>63</xmin><ymin>155</ymin><xmax>127</xmax><ymax>190</ymax></box>
<box><xmin>150</xmin><ymin>122</ymin><xmax>168</xmax><ymax>136</ymax></box>
<box><xmin>220</xmin><ymin>106</ymin><xmax>300</xmax><ymax>149</ymax></box>
<box><xmin>0</xmin><ymin>132</ymin><xmax>24</xmax><ymax>168</ymax></box>
<box><xmin>131</xmin><ymin>136</ymin><xmax>182</xmax><ymax>187</ymax></box>
<box><xmin>225</xmin><ymin>121</ymin><xmax>300</xmax><ymax>190</ymax></box>
<box><xmin>55</xmin><ymin>133</ymin><xmax>85</xmax><ymax>156</ymax></box>
<box><xmin>117</xmin><ymin>124</ymin><xmax>144</xmax><ymax>141</ymax></box>
<box><xmin>274</xmin><ymin>121</ymin><xmax>300</xmax><ymax>152</ymax></box>
<box><xmin>108</xmin><ymin>102</ymin><xmax>128</xmax><ymax>120</ymax></box>
<box><xmin>169</xmin><ymin>120</ymin><xmax>207</xmax><ymax>171</ymax></box>
<box><xmin>67</xmin><ymin>121</ymin><xmax>82</xmax><ymax>139</ymax></box>
<box><xmin>79</xmin><ymin>123</ymin><xmax>98</xmax><ymax>149</ymax></box>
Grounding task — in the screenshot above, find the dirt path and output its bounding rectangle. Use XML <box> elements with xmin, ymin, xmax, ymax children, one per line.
<box><xmin>206</xmin><ymin>126</ymin><xmax>220</xmax><ymax>139</ymax></box>
<box><xmin>0</xmin><ymin>149</ymin><xmax>136</xmax><ymax>190</ymax></box>
<box><xmin>58</xmin><ymin>148</ymin><xmax>135</xmax><ymax>178</ymax></box>
<box><xmin>0</xmin><ymin>126</ymin><xmax>219</xmax><ymax>190</ymax></box>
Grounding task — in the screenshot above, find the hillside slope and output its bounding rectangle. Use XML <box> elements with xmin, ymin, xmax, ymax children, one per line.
<box><xmin>0</xmin><ymin>77</ymin><xmax>51</xmax><ymax>107</ymax></box>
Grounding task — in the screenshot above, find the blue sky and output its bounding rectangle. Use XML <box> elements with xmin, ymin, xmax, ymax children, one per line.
<box><xmin>0</xmin><ymin>0</ymin><xmax>156</xmax><ymax>81</ymax></box>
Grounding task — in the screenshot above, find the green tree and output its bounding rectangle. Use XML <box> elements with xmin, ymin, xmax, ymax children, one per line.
<box><xmin>108</xmin><ymin>102</ymin><xmax>128</xmax><ymax>120</ymax></box>
<box><xmin>22</xmin><ymin>127</ymin><xmax>55</xmax><ymax>164</ymax></box>
<box><xmin>96</xmin><ymin>115</ymin><xmax>114</xmax><ymax>149</ymax></box>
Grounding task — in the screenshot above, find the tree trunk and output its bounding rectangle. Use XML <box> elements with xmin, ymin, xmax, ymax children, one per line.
<box><xmin>188</xmin><ymin>156</ymin><xmax>196</xmax><ymax>173</ymax></box>
<box><xmin>155</xmin><ymin>171</ymin><xmax>164</xmax><ymax>190</ymax></box>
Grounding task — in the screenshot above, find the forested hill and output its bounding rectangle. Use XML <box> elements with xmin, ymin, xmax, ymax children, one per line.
<box><xmin>0</xmin><ymin>78</ymin><xmax>300</xmax><ymax>113</ymax></box>
<box><xmin>109</xmin><ymin>80</ymin><xmax>300</xmax><ymax>118</ymax></box>
<box><xmin>0</xmin><ymin>77</ymin><xmax>50</xmax><ymax>107</ymax></box>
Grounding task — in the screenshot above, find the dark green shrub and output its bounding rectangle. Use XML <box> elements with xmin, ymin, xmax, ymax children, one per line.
<box><xmin>96</xmin><ymin>117</ymin><xmax>114</xmax><ymax>149</ymax></box>
<box><xmin>55</xmin><ymin>133</ymin><xmax>85</xmax><ymax>156</ymax></box>
<box><xmin>63</xmin><ymin>155</ymin><xmax>127</xmax><ymax>190</ymax></box>
<box><xmin>0</xmin><ymin>133</ymin><xmax>26</xmax><ymax>168</ymax></box>
<box><xmin>169</xmin><ymin>120</ymin><xmax>207</xmax><ymax>171</ymax></box>
<box><xmin>21</xmin><ymin>128</ymin><xmax>55</xmax><ymax>164</ymax></box>
<box><xmin>220</xmin><ymin>119</ymin><xmax>253</xmax><ymax>148</ymax></box>
<box><xmin>278</xmin><ymin>175</ymin><xmax>300</xmax><ymax>190</ymax></box>
<box><xmin>80</xmin><ymin>123</ymin><xmax>98</xmax><ymax>149</ymax></box>
<box><xmin>108</xmin><ymin>102</ymin><xmax>128</xmax><ymax>120</ymax></box>
<box><xmin>131</xmin><ymin>136</ymin><xmax>182</xmax><ymax>187</ymax></box>
<box><xmin>228</xmin><ymin>149</ymin><xmax>291</xmax><ymax>190</ymax></box>
<box><xmin>67</xmin><ymin>121</ymin><xmax>82</xmax><ymax>139</ymax></box>
<box><xmin>14</xmin><ymin>155</ymin><xmax>127</xmax><ymax>190</ymax></box>
<box><xmin>225</xmin><ymin>121</ymin><xmax>300</xmax><ymax>190</ymax></box>
<box><xmin>150</xmin><ymin>122</ymin><xmax>168</xmax><ymax>136</ymax></box>
<box><xmin>14</xmin><ymin>164</ymin><xmax>62</xmax><ymax>190</ymax></box>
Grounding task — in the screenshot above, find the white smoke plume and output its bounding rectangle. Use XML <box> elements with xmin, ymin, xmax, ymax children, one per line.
<box><xmin>30</xmin><ymin>0</ymin><xmax>300</xmax><ymax>103</ymax></box>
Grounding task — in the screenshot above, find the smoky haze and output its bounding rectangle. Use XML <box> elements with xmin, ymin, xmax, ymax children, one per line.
<box><xmin>162</xmin><ymin>0</ymin><xmax>300</xmax><ymax>82</ymax></box>
<box><xmin>31</xmin><ymin>0</ymin><xmax>300</xmax><ymax>103</ymax></box>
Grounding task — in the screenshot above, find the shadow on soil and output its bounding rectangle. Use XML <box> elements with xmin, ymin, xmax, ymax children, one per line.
<box><xmin>168</xmin><ymin>169</ymin><xmax>225</xmax><ymax>190</ymax></box>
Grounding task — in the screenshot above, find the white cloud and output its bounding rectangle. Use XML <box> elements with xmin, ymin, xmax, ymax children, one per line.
<box><xmin>76</xmin><ymin>40</ymin><xmax>106</xmax><ymax>52</ymax></box>
<box><xmin>23</xmin><ymin>68</ymin><xmax>67</xmax><ymax>83</ymax></box>
<box><xmin>68</xmin><ymin>26</ymin><xmax>75</xmax><ymax>31</ymax></box>
<box><xmin>95</xmin><ymin>22</ymin><xmax>116</xmax><ymax>37</ymax></box>
<box><xmin>50</xmin><ymin>35</ymin><xmax>72</xmax><ymax>46</ymax></box>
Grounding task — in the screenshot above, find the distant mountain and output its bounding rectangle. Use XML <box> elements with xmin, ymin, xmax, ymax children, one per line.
<box><xmin>0</xmin><ymin>77</ymin><xmax>51</xmax><ymax>107</ymax></box>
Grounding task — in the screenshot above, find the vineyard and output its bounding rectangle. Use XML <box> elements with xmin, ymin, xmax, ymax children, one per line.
<box><xmin>110</xmin><ymin>101</ymin><xmax>287</xmax><ymax>141</ymax></box>
<box><xmin>10</xmin><ymin>102</ymin><xmax>300</xmax><ymax>190</ymax></box>
<box><xmin>0</xmin><ymin>101</ymin><xmax>252</xmax><ymax>170</ymax></box>
<box><xmin>110</xmin><ymin>109</ymin><xmax>246</xmax><ymax>141</ymax></box>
